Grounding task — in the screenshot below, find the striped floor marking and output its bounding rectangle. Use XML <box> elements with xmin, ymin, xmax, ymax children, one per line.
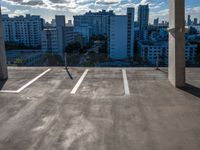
<box><xmin>70</xmin><ymin>69</ymin><xmax>89</xmax><ymax>94</ymax></box>
<box><xmin>122</xmin><ymin>69</ymin><xmax>130</xmax><ymax>95</ymax></box>
<box><xmin>0</xmin><ymin>69</ymin><xmax>51</xmax><ymax>93</ymax></box>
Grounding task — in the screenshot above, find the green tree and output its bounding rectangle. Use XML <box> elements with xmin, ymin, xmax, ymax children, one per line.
<box><xmin>90</xmin><ymin>34</ymin><xmax>106</xmax><ymax>42</ymax></box>
<box><xmin>14</xmin><ymin>58</ymin><xmax>25</xmax><ymax>66</ymax></box>
<box><xmin>98</xmin><ymin>41</ymin><xmax>108</xmax><ymax>54</ymax></box>
<box><xmin>65</xmin><ymin>42</ymin><xmax>81</xmax><ymax>53</ymax></box>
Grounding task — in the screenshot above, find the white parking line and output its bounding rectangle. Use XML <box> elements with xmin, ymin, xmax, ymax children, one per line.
<box><xmin>0</xmin><ymin>90</ymin><xmax>19</xmax><ymax>93</ymax></box>
<box><xmin>70</xmin><ymin>69</ymin><xmax>89</xmax><ymax>94</ymax></box>
<box><xmin>17</xmin><ymin>69</ymin><xmax>51</xmax><ymax>92</ymax></box>
<box><xmin>0</xmin><ymin>69</ymin><xmax>51</xmax><ymax>93</ymax></box>
<box><xmin>122</xmin><ymin>69</ymin><xmax>130</xmax><ymax>95</ymax></box>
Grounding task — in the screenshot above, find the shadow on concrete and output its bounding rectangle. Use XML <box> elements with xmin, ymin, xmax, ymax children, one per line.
<box><xmin>0</xmin><ymin>79</ymin><xmax>7</xmax><ymax>90</ymax></box>
<box><xmin>158</xmin><ymin>68</ymin><xmax>168</xmax><ymax>74</ymax></box>
<box><xmin>65</xmin><ymin>67</ymin><xmax>73</xmax><ymax>80</ymax></box>
<box><xmin>180</xmin><ymin>83</ymin><xmax>200</xmax><ymax>99</ymax></box>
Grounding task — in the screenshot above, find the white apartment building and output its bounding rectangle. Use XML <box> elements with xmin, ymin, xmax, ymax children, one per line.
<box><xmin>64</xmin><ymin>26</ymin><xmax>74</xmax><ymax>47</ymax></box>
<box><xmin>138</xmin><ymin>41</ymin><xmax>198</xmax><ymax>65</ymax></box>
<box><xmin>42</xmin><ymin>27</ymin><xmax>74</xmax><ymax>56</ymax></box>
<box><xmin>41</xmin><ymin>16</ymin><xmax>74</xmax><ymax>56</ymax></box>
<box><xmin>55</xmin><ymin>15</ymin><xmax>65</xmax><ymax>56</ymax></box>
<box><xmin>109</xmin><ymin>16</ymin><xmax>128</xmax><ymax>59</ymax></box>
<box><xmin>108</xmin><ymin>8</ymin><xmax>135</xmax><ymax>60</ymax></box>
<box><xmin>41</xmin><ymin>28</ymin><xmax>58</xmax><ymax>53</ymax></box>
<box><xmin>73</xmin><ymin>10</ymin><xmax>115</xmax><ymax>45</ymax></box>
<box><xmin>2</xmin><ymin>14</ymin><xmax>43</xmax><ymax>47</ymax></box>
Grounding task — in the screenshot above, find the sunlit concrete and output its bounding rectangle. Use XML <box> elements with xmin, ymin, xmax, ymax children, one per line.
<box><xmin>168</xmin><ymin>0</ymin><xmax>186</xmax><ymax>87</ymax></box>
<box><xmin>0</xmin><ymin>6</ymin><xmax>8</xmax><ymax>80</ymax></box>
<box><xmin>0</xmin><ymin>67</ymin><xmax>200</xmax><ymax>150</ymax></box>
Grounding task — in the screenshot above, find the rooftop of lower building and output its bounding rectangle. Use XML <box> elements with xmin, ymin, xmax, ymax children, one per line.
<box><xmin>0</xmin><ymin>67</ymin><xmax>200</xmax><ymax>150</ymax></box>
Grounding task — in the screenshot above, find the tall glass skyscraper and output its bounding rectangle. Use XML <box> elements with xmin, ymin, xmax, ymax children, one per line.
<box><xmin>138</xmin><ymin>4</ymin><xmax>149</xmax><ymax>40</ymax></box>
<box><xmin>138</xmin><ymin>4</ymin><xmax>149</xmax><ymax>31</ymax></box>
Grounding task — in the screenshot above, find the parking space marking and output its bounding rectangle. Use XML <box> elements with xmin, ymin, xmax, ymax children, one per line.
<box><xmin>17</xmin><ymin>69</ymin><xmax>51</xmax><ymax>92</ymax></box>
<box><xmin>0</xmin><ymin>69</ymin><xmax>51</xmax><ymax>93</ymax></box>
<box><xmin>0</xmin><ymin>90</ymin><xmax>18</xmax><ymax>93</ymax></box>
<box><xmin>122</xmin><ymin>69</ymin><xmax>130</xmax><ymax>95</ymax></box>
<box><xmin>70</xmin><ymin>69</ymin><xmax>89</xmax><ymax>94</ymax></box>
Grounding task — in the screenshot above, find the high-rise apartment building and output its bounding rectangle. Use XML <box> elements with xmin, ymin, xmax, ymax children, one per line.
<box><xmin>42</xmin><ymin>16</ymin><xmax>74</xmax><ymax>56</ymax></box>
<box><xmin>73</xmin><ymin>10</ymin><xmax>115</xmax><ymax>44</ymax></box>
<box><xmin>2</xmin><ymin>14</ymin><xmax>43</xmax><ymax>47</ymax></box>
<box><xmin>108</xmin><ymin>8</ymin><xmax>135</xmax><ymax>60</ymax></box>
<box><xmin>56</xmin><ymin>15</ymin><xmax>65</xmax><ymax>56</ymax></box>
<box><xmin>109</xmin><ymin>16</ymin><xmax>128</xmax><ymax>59</ymax></box>
<box><xmin>41</xmin><ymin>28</ymin><xmax>58</xmax><ymax>54</ymax></box>
<box><xmin>55</xmin><ymin>15</ymin><xmax>65</xmax><ymax>27</ymax></box>
<box><xmin>74</xmin><ymin>25</ymin><xmax>91</xmax><ymax>44</ymax></box>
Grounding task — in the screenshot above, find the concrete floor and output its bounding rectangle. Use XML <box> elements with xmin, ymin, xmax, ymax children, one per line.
<box><xmin>0</xmin><ymin>67</ymin><xmax>200</xmax><ymax>150</ymax></box>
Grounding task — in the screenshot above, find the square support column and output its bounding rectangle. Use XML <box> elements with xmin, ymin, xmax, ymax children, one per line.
<box><xmin>168</xmin><ymin>0</ymin><xmax>185</xmax><ymax>87</ymax></box>
<box><xmin>0</xmin><ymin>6</ymin><xmax>8</xmax><ymax>80</ymax></box>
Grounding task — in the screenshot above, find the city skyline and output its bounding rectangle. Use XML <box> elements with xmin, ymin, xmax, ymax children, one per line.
<box><xmin>2</xmin><ymin>3</ymin><xmax>199</xmax><ymax>67</ymax></box>
<box><xmin>1</xmin><ymin>0</ymin><xmax>200</xmax><ymax>23</ymax></box>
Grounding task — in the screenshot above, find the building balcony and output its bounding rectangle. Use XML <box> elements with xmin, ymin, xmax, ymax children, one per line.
<box><xmin>0</xmin><ymin>67</ymin><xmax>200</xmax><ymax>149</ymax></box>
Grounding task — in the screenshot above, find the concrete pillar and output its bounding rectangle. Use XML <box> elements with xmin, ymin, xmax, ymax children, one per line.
<box><xmin>0</xmin><ymin>6</ymin><xmax>8</xmax><ymax>80</ymax></box>
<box><xmin>168</xmin><ymin>0</ymin><xmax>185</xmax><ymax>87</ymax></box>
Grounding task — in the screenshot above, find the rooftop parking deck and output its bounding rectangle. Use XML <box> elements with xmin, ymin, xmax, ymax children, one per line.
<box><xmin>0</xmin><ymin>67</ymin><xmax>200</xmax><ymax>150</ymax></box>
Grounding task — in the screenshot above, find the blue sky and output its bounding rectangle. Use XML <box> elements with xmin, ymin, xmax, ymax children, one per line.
<box><xmin>1</xmin><ymin>0</ymin><xmax>200</xmax><ymax>23</ymax></box>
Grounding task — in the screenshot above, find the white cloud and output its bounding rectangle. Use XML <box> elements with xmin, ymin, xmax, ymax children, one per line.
<box><xmin>2</xmin><ymin>0</ymin><xmax>200</xmax><ymax>23</ymax></box>
<box><xmin>149</xmin><ymin>2</ymin><xmax>164</xmax><ymax>9</ymax></box>
<box><xmin>149</xmin><ymin>8</ymin><xmax>168</xmax><ymax>23</ymax></box>
<box><xmin>186</xmin><ymin>6</ymin><xmax>200</xmax><ymax>17</ymax></box>
<box><xmin>96</xmin><ymin>0</ymin><xmax>119</xmax><ymax>4</ymax></box>
<box><xmin>76</xmin><ymin>0</ymin><xmax>95</xmax><ymax>4</ymax></box>
<box><xmin>1</xmin><ymin>6</ymin><xmax>11</xmax><ymax>13</ymax></box>
<box><xmin>11</xmin><ymin>9</ymin><xmax>29</xmax><ymax>16</ymax></box>
<box><xmin>140</xmin><ymin>0</ymin><xmax>151</xmax><ymax>5</ymax></box>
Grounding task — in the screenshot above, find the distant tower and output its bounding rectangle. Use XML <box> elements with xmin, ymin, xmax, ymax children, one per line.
<box><xmin>0</xmin><ymin>6</ymin><xmax>8</xmax><ymax>79</ymax></box>
<box><xmin>51</xmin><ymin>19</ymin><xmax>56</xmax><ymax>26</ymax></box>
<box><xmin>55</xmin><ymin>15</ymin><xmax>65</xmax><ymax>56</ymax></box>
<box><xmin>138</xmin><ymin>4</ymin><xmax>149</xmax><ymax>40</ymax></box>
<box><xmin>55</xmin><ymin>15</ymin><xmax>65</xmax><ymax>27</ymax></box>
<box><xmin>187</xmin><ymin>15</ymin><xmax>192</xmax><ymax>26</ymax></box>
<box><xmin>138</xmin><ymin>5</ymin><xmax>149</xmax><ymax>30</ymax></box>
<box><xmin>66</xmin><ymin>20</ymin><xmax>73</xmax><ymax>26</ymax></box>
<box><xmin>127</xmin><ymin>8</ymin><xmax>135</xmax><ymax>60</ymax></box>
<box><xmin>153</xmin><ymin>18</ymin><xmax>159</xmax><ymax>26</ymax></box>
<box><xmin>194</xmin><ymin>18</ymin><xmax>198</xmax><ymax>25</ymax></box>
